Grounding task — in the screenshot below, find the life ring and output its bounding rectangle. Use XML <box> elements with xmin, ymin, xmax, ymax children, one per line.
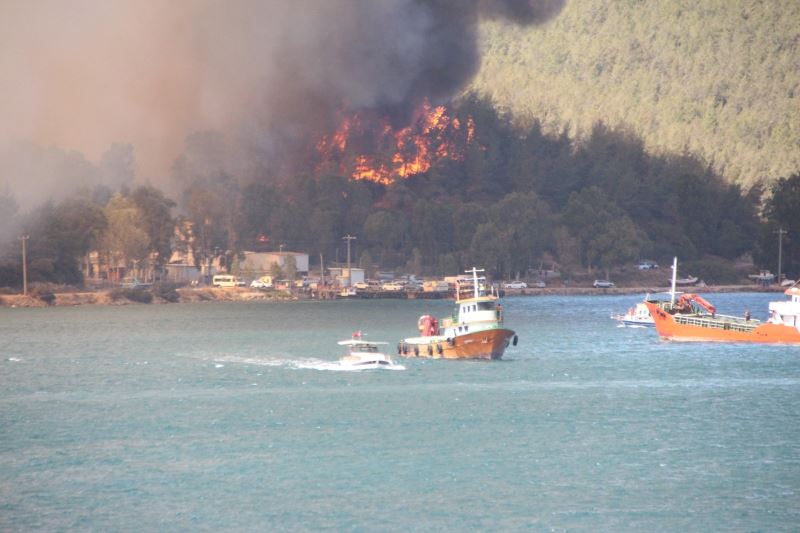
<box><xmin>512</xmin><ymin>335</ymin><xmax>518</xmax><ymax>346</ymax></box>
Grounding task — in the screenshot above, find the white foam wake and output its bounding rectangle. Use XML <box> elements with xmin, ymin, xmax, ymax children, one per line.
<box><xmin>210</xmin><ymin>354</ymin><xmax>404</xmax><ymax>372</ymax></box>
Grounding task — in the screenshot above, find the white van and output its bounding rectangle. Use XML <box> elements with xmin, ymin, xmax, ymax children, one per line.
<box><xmin>250</xmin><ymin>276</ymin><xmax>273</xmax><ymax>289</ymax></box>
<box><xmin>212</xmin><ymin>274</ymin><xmax>238</xmax><ymax>287</ymax></box>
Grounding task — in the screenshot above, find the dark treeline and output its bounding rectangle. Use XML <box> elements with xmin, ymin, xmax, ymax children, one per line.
<box><xmin>1</xmin><ymin>95</ymin><xmax>799</xmax><ymax>287</ymax></box>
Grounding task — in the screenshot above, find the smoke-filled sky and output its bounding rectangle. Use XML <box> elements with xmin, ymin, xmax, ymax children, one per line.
<box><xmin>0</xmin><ymin>0</ymin><xmax>562</xmax><ymax>209</ymax></box>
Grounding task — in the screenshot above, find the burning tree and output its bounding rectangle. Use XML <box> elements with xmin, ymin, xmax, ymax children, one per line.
<box><xmin>315</xmin><ymin>100</ymin><xmax>477</xmax><ymax>185</ymax></box>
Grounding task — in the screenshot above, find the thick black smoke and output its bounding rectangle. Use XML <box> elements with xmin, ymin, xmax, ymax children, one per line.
<box><xmin>244</xmin><ymin>0</ymin><xmax>564</xmax><ymax>169</ymax></box>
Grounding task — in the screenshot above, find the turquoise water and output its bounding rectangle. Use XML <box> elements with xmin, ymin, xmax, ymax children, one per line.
<box><xmin>1</xmin><ymin>293</ymin><xmax>799</xmax><ymax>531</ymax></box>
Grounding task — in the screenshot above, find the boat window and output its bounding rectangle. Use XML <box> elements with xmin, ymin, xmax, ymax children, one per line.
<box><xmin>353</xmin><ymin>344</ymin><xmax>376</xmax><ymax>352</ymax></box>
<box><xmin>477</xmin><ymin>302</ymin><xmax>495</xmax><ymax>311</ymax></box>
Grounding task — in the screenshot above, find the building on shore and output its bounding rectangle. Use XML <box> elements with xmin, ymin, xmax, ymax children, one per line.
<box><xmin>238</xmin><ymin>251</ymin><xmax>309</xmax><ymax>277</ymax></box>
<box><xmin>327</xmin><ymin>267</ymin><xmax>365</xmax><ymax>287</ymax></box>
<box><xmin>164</xmin><ymin>263</ymin><xmax>202</xmax><ymax>284</ymax></box>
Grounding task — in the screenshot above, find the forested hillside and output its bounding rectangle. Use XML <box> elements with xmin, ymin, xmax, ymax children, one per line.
<box><xmin>7</xmin><ymin>96</ymin><xmax>789</xmax><ymax>287</ymax></box>
<box><xmin>472</xmin><ymin>0</ymin><xmax>800</xmax><ymax>187</ymax></box>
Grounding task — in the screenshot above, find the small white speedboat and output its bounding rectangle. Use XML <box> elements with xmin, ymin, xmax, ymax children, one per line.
<box><xmin>337</xmin><ymin>338</ymin><xmax>404</xmax><ymax>370</ymax></box>
<box><xmin>612</xmin><ymin>301</ymin><xmax>655</xmax><ymax>327</ymax></box>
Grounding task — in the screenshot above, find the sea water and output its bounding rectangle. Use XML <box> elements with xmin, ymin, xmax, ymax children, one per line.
<box><xmin>1</xmin><ymin>293</ymin><xmax>798</xmax><ymax>531</ymax></box>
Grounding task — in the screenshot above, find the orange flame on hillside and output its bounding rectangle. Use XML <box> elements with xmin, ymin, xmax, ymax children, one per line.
<box><xmin>316</xmin><ymin>101</ymin><xmax>476</xmax><ymax>185</ymax></box>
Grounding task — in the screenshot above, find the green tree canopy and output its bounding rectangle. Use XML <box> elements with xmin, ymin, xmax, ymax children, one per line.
<box><xmin>101</xmin><ymin>194</ymin><xmax>150</xmax><ymax>270</ymax></box>
<box><xmin>487</xmin><ymin>192</ymin><xmax>554</xmax><ymax>276</ymax></box>
<box><xmin>760</xmin><ymin>173</ymin><xmax>800</xmax><ymax>274</ymax></box>
<box><xmin>24</xmin><ymin>197</ymin><xmax>108</xmax><ymax>285</ymax></box>
<box><xmin>563</xmin><ymin>186</ymin><xmax>624</xmax><ymax>269</ymax></box>
<box><xmin>469</xmin><ymin>222</ymin><xmax>511</xmax><ymax>278</ymax></box>
<box><xmin>130</xmin><ymin>186</ymin><xmax>176</xmax><ymax>265</ymax></box>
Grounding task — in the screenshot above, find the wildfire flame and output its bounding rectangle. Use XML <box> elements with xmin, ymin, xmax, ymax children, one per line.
<box><xmin>316</xmin><ymin>100</ymin><xmax>476</xmax><ymax>185</ymax></box>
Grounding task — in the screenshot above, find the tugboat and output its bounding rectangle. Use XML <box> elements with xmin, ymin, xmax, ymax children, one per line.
<box><xmin>397</xmin><ymin>268</ymin><xmax>518</xmax><ymax>360</ymax></box>
<box><xmin>644</xmin><ymin>258</ymin><xmax>800</xmax><ymax>343</ymax></box>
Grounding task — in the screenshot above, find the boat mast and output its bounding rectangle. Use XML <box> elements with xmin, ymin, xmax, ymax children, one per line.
<box><xmin>465</xmin><ymin>267</ymin><xmax>484</xmax><ymax>299</ymax></box>
<box><xmin>670</xmin><ymin>257</ymin><xmax>678</xmax><ymax>306</ymax></box>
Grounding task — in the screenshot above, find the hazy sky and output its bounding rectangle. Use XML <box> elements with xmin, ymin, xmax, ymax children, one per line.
<box><xmin>2</xmin><ymin>1</ymin><xmax>251</xmax><ymax>189</ymax></box>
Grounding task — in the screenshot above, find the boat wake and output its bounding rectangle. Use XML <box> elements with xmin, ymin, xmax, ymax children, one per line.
<box><xmin>210</xmin><ymin>354</ymin><xmax>404</xmax><ymax>372</ymax></box>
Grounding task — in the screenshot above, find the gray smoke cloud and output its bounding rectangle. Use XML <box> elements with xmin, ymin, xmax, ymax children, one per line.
<box><xmin>0</xmin><ymin>0</ymin><xmax>563</xmax><ymax>209</ymax></box>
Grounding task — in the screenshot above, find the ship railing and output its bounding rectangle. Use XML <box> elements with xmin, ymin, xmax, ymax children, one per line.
<box><xmin>445</xmin><ymin>321</ymin><xmax>505</xmax><ymax>333</ymax></box>
<box><xmin>656</xmin><ymin>301</ymin><xmax>759</xmax><ymax>325</ymax></box>
<box><xmin>714</xmin><ymin>313</ymin><xmax>760</xmax><ymax>324</ymax></box>
<box><xmin>673</xmin><ymin>314</ymin><xmax>758</xmax><ymax>333</ymax></box>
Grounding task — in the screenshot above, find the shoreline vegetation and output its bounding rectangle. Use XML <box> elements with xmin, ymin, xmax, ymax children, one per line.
<box><xmin>0</xmin><ymin>284</ymin><xmax>785</xmax><ymax>308</ymax></box>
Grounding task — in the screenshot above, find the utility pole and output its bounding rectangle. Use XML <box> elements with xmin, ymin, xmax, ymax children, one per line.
<box><xmin>775</xmin><ymin>227</ymin><xmax>788</xmax><ymax>285</ymax></box>
<box><xmin>342</xmin><ymin>234</ymin><xmax>356</xmax><ymax>288</ymax></box>
<box><xmin>19</xmin><ymin>234</ymin><xmax>29</xmax><ymax>295</ymax></box>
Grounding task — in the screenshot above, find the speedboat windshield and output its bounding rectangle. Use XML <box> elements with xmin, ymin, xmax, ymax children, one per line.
<box><xmin>353</xmin><ymin>344</ymin><xmax>378</xmax><ymax>353</ymax></box>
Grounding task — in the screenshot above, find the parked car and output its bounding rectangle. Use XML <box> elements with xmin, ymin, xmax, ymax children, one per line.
<box><xmin>638</xmin><ymin>261</ymin><xmax>659</xmax><ymax>270</ymax></box>
<box><xmin>502</xmin><ymin>281</ymin><xmax>528</xmax><ymax>289</ymax></box>
<box><xmin>381</xmin><ymin>282</ymin><xmax>404</xmax><ymax>291</ymax></box>
<box><xmin>533</xmin><ymin>281</ymin><xmax>546</xmax><ymax>288</ymax></box>
<box><xmin>354</xmin><ymin>281</ymin><xmax>369</xmax><ymax>290</ymax></box>
<box><xmin>593</xmin><ymin>279</ymin><xmax>615</xmax><ymax>288</ymax></box>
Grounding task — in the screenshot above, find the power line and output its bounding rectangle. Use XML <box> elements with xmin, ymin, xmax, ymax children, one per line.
<box><xmin>775</xmin><ymin>227</ymin><xmax>788</xmax><ymax>284</ymax></box>
<box><xmin>19</xmin><ymin>234</ymin><xmax>29</xmax><ymax>296</ymax></box>
<box><xmin>342</xmin><ymin>235</ymin><xmax>357</xmax><ymax>287</ymax></box>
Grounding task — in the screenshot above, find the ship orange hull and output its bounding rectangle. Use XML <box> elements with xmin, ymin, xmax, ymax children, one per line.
<box><xmin>645</xmin><ymin>302</ymin><xmax>800</xmax><ymax>344</ymax></box>
<box><xmin>399</xmin><ymin>328</ymin><xmax>516</xmax><ymax>360</ymax></box>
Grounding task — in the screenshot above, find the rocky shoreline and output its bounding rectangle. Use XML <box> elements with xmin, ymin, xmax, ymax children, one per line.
<box><xmin>0</xmin><ymin>287</ymin><xmax>298</xmax><ymax>308</ymax></box>
<box><xmin>0</xmin><ymin>284</ymin><xmax>785</xmax><ymax>308</ymax></box>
